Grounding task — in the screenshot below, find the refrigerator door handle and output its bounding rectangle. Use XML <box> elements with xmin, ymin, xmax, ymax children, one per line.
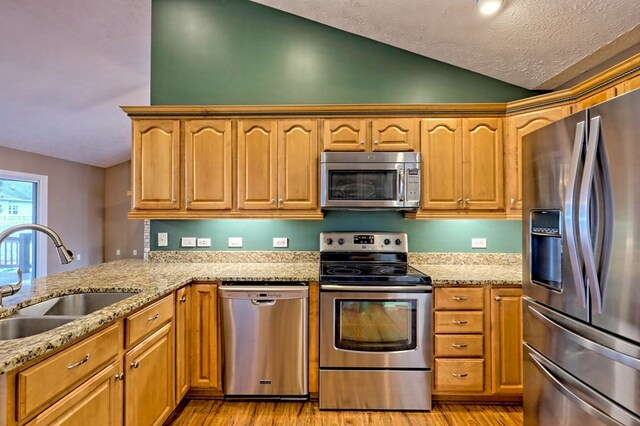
<box><xmin>565</xmin><ymin>120</ymin><xmax>588</xmax><ymax>308</ymax></box>
<box><xmin>527</xmin><ymin>304</ymin><xmax>640</xmax><ymax>371</ymax></box>
<box><xmin>579</xmin><ymin>116</ymin><xmax>604</xmax><ymax>313</ymax></box>
<box><xmin>527</xmin><ymin>348</ymin><xmax>638</xmax><ymax>426</ymax></box>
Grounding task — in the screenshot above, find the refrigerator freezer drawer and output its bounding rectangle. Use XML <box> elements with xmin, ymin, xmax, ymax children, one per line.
<box><xmin>524</xmin><ymin>344</ymin><xmax>640</xmax><ymax>426</ymax></box>
<box><xmin>523</xmin><ymin>297</ymin><xmax>640</xmax><ymax>416</ymax></box>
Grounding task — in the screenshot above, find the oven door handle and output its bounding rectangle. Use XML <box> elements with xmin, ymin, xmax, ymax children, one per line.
<box><xmin>320</xmin><ymin>284</ymin><xmax>432</xmax><ymax>292</ymax></box>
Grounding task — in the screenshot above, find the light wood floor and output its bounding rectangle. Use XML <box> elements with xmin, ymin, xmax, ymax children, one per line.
<box><xmin>168</xmin><ymin>400</ymin><xmax>523</xmax><ymax>426</ymax></box>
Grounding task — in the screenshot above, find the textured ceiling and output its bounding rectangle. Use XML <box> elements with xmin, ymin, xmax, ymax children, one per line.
<box><xmin>0</xmin><ymin>0</ymin><xmax>150</xmax><ymax>168</ymax></box>
<box><xmin>252</xmin><ymin>0</ymin><xmax>640</xmax><ymax>90</ymax></box>
<box><xmin>0</xmin><ymin>1</ymin><xmax>638</xmax><ymax>167</ymax></box>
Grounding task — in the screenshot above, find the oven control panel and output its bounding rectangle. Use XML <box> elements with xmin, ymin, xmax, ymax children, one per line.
<box><xmin>320</xmin><ymin>232</ymin><xmax>408</xmax><ymax>252</ymax></box>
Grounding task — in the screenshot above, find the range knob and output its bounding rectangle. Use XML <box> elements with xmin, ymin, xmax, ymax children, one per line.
<box><xmin>395</xmin><ymin>238</ymin><xmax>402</xmax><ymax>246</ymax></box>
<box><xmin>338</xmin><ymin>238</ymin><xmax>345</xmax><ymax>245</ymax></box>
<box><xmin>384</xmin><ymin>238</ymin><xmax>391</xmax><ymax>245</ymax></box>
<box><xmin>326</xmin><ymin>238</ymin><xmax>334</xmax><ymax>245</ymax></box>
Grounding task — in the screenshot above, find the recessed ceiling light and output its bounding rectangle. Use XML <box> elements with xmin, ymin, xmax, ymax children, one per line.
<box><xmin>477</xmin><ymin>0</ymin><xmax>503</xmax><ymax>15</ymax></box>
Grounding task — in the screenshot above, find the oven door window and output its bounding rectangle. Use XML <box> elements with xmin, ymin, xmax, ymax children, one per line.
<box><xmin>328</xmin><ymin>170</ymin><xmax>397</xmax><ymax>200</ymax></box>
<box><xmin>335</xmin><ymin>299</ymin><xmax>417</xmax><ymax>352</ymax></box>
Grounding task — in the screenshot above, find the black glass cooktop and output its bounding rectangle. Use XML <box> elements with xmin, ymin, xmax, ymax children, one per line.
<box><xmin>320</xmin><ymin>262</ymin><xmax>431</xmax><ymax>284</ymax></box>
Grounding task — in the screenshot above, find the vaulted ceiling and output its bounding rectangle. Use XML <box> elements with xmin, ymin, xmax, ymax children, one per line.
<box><xmin>0</xmin><ymin>0</ymin><xmax>638</xmax><ymax>167</ymax></box>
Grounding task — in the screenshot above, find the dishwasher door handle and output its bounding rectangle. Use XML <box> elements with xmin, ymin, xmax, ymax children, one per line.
<box><xmin>251</xmin><ymin>299</ymin><xmax>276</xmax><ymax>306</ymax></box>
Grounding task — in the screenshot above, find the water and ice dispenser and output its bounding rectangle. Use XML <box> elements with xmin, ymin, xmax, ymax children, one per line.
<box><xmin>530</xmin><ymin>210</ymin><xmax>563</xmax><ymax>291</ymax></box>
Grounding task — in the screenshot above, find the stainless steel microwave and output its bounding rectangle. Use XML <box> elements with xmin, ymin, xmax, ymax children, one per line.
<box><xmin>320</xmin><ymin>152</ymin><xmax>421</xmax><ymax>210</ymax></box>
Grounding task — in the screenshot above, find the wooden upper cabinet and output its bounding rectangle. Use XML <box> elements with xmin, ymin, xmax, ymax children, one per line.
<box><xmin>462</xmin><ymin>118</ymin><xmax>504</xmax><ymax>210</ymax></box>
<box><xmin>237</xmin><ymin>120</ymin><xmax>278</xmax><ymax>210</ymax></box>
<box><xmin>371</xmin><ymin>118</ymin><xmax>417</xmax><ymax>151</ymax></box>
<box><xmin>323</xmin><ymin>118</ymin><xmax>416</xmax><ymax>152</ymax></box>
<box><xmin>575</xmin><ymin>87</ymin><xmax>616</xmax><ymax>111</ymax></box>
<box><xmin>420</xmin><ymin>118</ymin><xmax>463</xmax><ymax>209</ymax></box>
<box><xmin>184</xmin><ymin>120</ymin><xmax>232</xmax><ymax>210</ymax></box>
<box><xmin>278</xmin><ymin>120</ymin><xmax>318</xmax><ymax>210</ymax></box>
<box><xmin>323</xmin><ymin>119</ymin><xmax>367</xmax><ymax>151</ymax></box>
<box><xmin>131</xmin><ymin>120</ymin><xmax>180</xmax><ymax>210</ymax></box>
<box><xmin>505</xmin><ymin>106</ymin><xmax>571</xmax><ymax>214</ymax></box>
<box><xmin>615</xmin><ymin>73</ymin><xmax>640</xmax><ymax>96</ymax></box>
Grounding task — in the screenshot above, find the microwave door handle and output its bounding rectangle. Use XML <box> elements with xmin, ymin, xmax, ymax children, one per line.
<box><xmin>398</xmin><ymin>169</ymin><xmax>405</xmax><ymax>202</ymax></box>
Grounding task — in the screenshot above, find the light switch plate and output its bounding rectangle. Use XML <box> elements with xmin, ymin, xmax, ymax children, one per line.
<box><xmin>157</xmin><ymin>232</ymin><xmax>168</xmax><ymax>247</ymax></box>
<box><xmin>471</xmin><ymin>238</ymin><xmax>487</xmax><ymax>249</ymax></box>
<box><xmin>273</xmin><ymin>237</ymin><xmax>288</xmax><ymax>248</ymax></box>
<box><xmin>197</xmin><ymin>238</ymin><xmax>211</xmax><ymax>247</ymax></box>
<box><xmin>181</xmin><ymin>237</ymin><xmax>196</xmax><ymax>247</ymax></box>
<box><xmin>228</xmin><ymin>237</ymin><xmax>243</xmax><ymax>248</ymax></box>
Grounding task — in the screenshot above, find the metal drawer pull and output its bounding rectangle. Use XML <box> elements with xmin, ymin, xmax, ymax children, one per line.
<box><xmin>67</xmin><ymin>354</ymin><xmax>90</xmax><ymax>370</ymax></box>
<box><xmin>115</xmin><ymin>373</ymin><xmax>124</xmax><ymax>381</ymax></box>
<box><xmin>130</xmin><ymin>361</ymin><xmax>140</xmax><ymax>368</ymax></box>
<box><xmin>148</xmin><ymin>313</ymin><xmax>160</xmax><ymax>321</ymax></box>
<box><xmin>179</xmin><ymin>296</ymin><xmax>187</xmax><ymax>303</ymax></box>
<box><xmin>451</xmin><ymin>320</ymin><xmax>468</xmax><ymax>325</ymax></box>
<box><xmin>452</xmin><ymin>343</ymin><xmax>469</xmax><ymax>349</ymax></box>
<box><xmin>452</xmin><ymin>373</ymin><xmax>468</xmax><ymax>378</ymax></box>
<box><xmin>495</xmin><ymin>296</ymin><xmax>502</xmax><ymax>301</ymax></box>
<box><xmin>451</xmin><ymin>296</ymin><xmax>468</xmax><ymax>301</ymax></box>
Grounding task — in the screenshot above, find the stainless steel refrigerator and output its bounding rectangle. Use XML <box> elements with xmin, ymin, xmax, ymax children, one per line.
<box><xmin>522</xmin><ymin>88</ymin><xmax>640</xmax><ymax>425</ymax></box>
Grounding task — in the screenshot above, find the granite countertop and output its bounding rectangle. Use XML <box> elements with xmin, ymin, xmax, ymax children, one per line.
<box><xmin>0</xmin><ymin>254</ymin><xmax>522</xmax><ymax>373</ymax></box>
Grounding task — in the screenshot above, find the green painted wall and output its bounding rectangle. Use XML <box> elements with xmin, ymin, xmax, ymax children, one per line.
<box><xmin>151</xmin><ymin>0</ymin><xmax>536</xmax><ymax>104</ymax></box>
<box><xmin>151</xmin><ymin>214</ymin><xmax>522</xmax><ymax>253</ymax></box>
<box><xmin>150</xmin><ymin>0</ymin><xmax>527</xmax><ymax>253</ymax></box>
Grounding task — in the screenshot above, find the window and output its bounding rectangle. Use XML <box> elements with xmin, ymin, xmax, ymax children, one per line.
<box><xmin>0</xmin><ymin>170</ymin><xmax>48</xmax><ymax>287</ymax></box>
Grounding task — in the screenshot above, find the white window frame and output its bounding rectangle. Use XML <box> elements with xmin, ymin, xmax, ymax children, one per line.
<box><xmin>0</xmin><ymin>169</ymin><xmax>49</xmax><ymax>277</ymax></box>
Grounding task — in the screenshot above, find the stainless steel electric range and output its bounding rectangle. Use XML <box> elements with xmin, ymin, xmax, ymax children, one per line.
<box><xmin>318</xmin><ymin>232</ymin><xmax>433</xmax><ymax>411</ymax></box>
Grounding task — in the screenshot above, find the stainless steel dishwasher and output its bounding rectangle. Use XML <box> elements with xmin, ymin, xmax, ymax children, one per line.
<box><xmin>219</xmin><ymin>282</ymin><xmax>309</xmax><ymax>399</ymax></box>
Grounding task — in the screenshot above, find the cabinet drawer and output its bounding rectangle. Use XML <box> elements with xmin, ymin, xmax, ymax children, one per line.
<box><xmin>434</xmin><ymin>287</ymin><xmax>484</xmax><ymax>310</ymax></box>
<box><xmin>435</xmin><ymin>359</ymin><xmax>484</xmax><ymax>392</ymax></box>
<box><xmin>126</xmin><ymin>294</ymin><xmax>174</xmax><ymax>347</ymax></box>
<box><xmin>18</xmin><ymin>323</ymin><xmax>121</xmax><ymax>422</ymax></box>
<box><xmin>435</xmin><ymin>334</ymin><xmax>484</xmax><ymax>357</ymax></box>
<box><xmin>434</xmin><ymin>311</ymin><xmax>484</xmax><ymax>333</ymax></box>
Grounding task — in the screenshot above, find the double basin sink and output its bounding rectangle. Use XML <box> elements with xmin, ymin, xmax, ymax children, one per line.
<box><xmin>0</xmin><ymin>292</ymin><xmax>137</xmax><ymax>340</ymax></box>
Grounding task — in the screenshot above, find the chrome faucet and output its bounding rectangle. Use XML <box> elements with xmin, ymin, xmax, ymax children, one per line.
<box><xmin>0</xmin><ymin>224</ymin><xmax>74</xmax><ymax>307</ymax></box>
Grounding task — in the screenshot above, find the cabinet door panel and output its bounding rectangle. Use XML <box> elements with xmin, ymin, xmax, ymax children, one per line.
<box><xmin>420</xmin><ymin>119</ymin><xmax>462</xmax><ymax>209</ymax></box>
<box><xmin>323</xmin><ymin>119</ymin><xmax>367</xmax><ymax>151</ymax></box>
<box><xmin>278</xmin><ymin>120</ymin><xmax>318</xmax><ymax>210</ymax></box>
<box><xmin>27</xmin><ymin>361</ymin><xmax>123</xmax><ymax>426</ymax></box>
<box><xmin>490</xmin><ymin>288</ymin><xmax>523</xmax><ymax>395</ymax></box>
<box><xmin>237</xmin><ymin>120</ymin><xmax>277</xmax><ymax>209</ymax></box>
<box><xmin>190</xmin><ymin>284</ymin><xmax>219</xmax><ymax>390</ymax></box>
<box><xmin>371</xmin><ymin>118</ymin><xmax>417</xmax><ymax>151</ymax></box>
<box><xmin>185</xmin><ymin>120</ymin><xmax>232</xmax><ymax>210</ymax></box>
<box><xmin>505</xmin><ymin>106</ymin><xmax>570</xmax><ymax>213</ymax></box>
<box><xmin>175</xmin><ymin>286</ymin><xmax>190</xmax><ymax>402</ymax></box>
<box><xmin>462</xmin><ymin>118</ymin><xmax>504</xmax><ymax>210</ymax></box>
<box><xmin>132</xmin><ymin>120</ymin><xmax>180</xmax><ymax>210</ymax></box>
<box><xmin>125</xmin><ymin>323</ymin><xmax>174</xmax><ymax>426</ymax></box>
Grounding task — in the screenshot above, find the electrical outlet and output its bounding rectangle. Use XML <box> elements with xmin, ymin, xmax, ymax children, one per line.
<box><xmin>197</xmin><ymin>238</ymin><xmax>211</xmax><ymax>247</ymax></box>
<box><xmin>227</xmin><ymin>237</ymin><xmax>243</xmax><ymax>248</ymax></box>
<box><xmin>133</xmin><ymin>249</ymin><xmax>138</xmax><ymax>256</ymax></box>
<box><xmin>76</xmin><ymin>253</ymin><xmax>81</xmax><ymax>260</ymax></box>
<box><xmin>471</xmin><ymin>238</ymin><xmax>487</xmax><ymax>249</ymax></box>
<box><xmin>273</xmin><ymin>237</ymin><xmax>288</xmax><ymax>248</ymax></box>
<box><xmin>116</xmin><ymin>249</ymin><xmax>121</xmax><ymax>256</ymax></box>
<box><xmin>181</xmin><ymin>237</ymin><xmax>197</xmax><ymax>247</ymax></box>
<box><xmin>157</xmin><ymin>232</ymin><xmax>168</xmax><ymax>247</ymax></box>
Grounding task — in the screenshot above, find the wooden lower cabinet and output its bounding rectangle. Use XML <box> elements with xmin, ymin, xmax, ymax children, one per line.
<box><xmin>124</xmin><ymin>322</ymin><xmax>175</xmax><ymax>426</ymax></box>
<box><xmin>490</xmin><ymin>287</ymin><xmax>523</xmax><ymax>395</ymax></box>
<box><xmin>189</xmin><ymin>283</ymin><xmax>221</xmax><ymax>392</ymax></box>
<box><xmin>175</xmin><ymin>286</ymin><xmax>190</xmax><ymax>402</ymax></box>
<box><xmin>26</xmin><ymin>361</ymin><xmax>123</xmax><ymax>426</ymax></box>
<box><xmin>433</xmin><ymin>286</ymin><xmax>523</xmax><ymax>401</ymax></box>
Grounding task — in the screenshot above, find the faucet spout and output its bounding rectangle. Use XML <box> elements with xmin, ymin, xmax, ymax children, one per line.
<box><xmin>0</xmin><ymin>224</ymin><xmax>74</xmax><ymax>307</ymax></box>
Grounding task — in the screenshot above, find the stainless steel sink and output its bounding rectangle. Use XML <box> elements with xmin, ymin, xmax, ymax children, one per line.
<box><xmin>16</xmin><ymin>292</ymin><xmax>137</xmax><ymax>317</ymax></box>
<box><xmin>0</xmin><ymin>316</ymin><xmax>78</xmax><ymax>340</ymax></box>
